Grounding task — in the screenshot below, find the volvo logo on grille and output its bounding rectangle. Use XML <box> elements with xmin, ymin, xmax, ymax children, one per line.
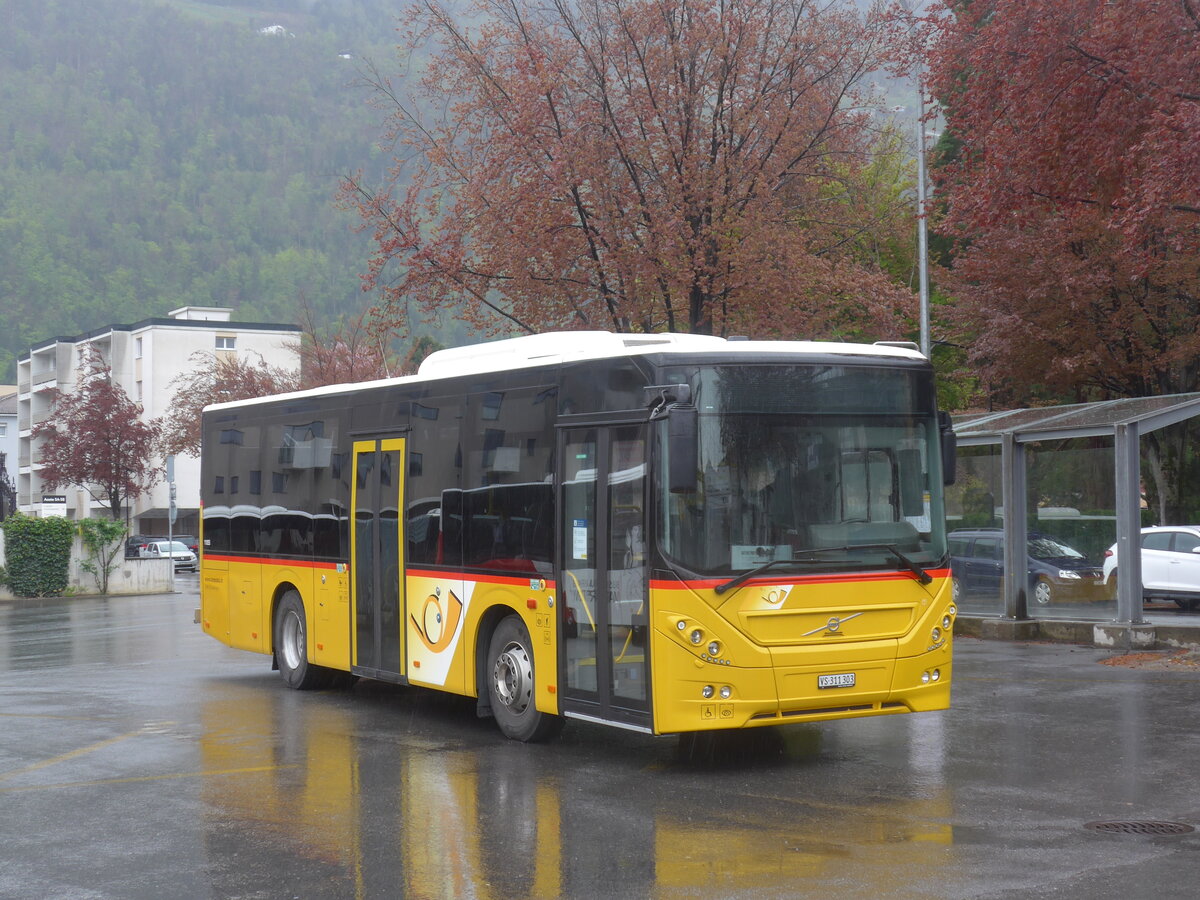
<box><xmin>804</xmin><ymin>612</ymin><xmax>863</xmax><ymax>637</ymax></box>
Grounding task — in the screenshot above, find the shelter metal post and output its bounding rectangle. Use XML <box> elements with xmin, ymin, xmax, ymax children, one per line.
<box><xmin>1001</xmin><ymin>433</ymin><xmax>1029</xmax><ymax>620</ymax></box>
<box><xmin>1114</xmin><ymin>421</ymin><xmax>1143</xmax><ymax>625</ymax></box>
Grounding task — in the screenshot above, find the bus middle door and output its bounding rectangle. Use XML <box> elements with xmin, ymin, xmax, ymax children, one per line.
<box><xmin>351</xmin><ymin>438</ymin><xmax>406</xmax><ymax>681</ymax></box>
<box><xmin>558</xmin><ymin>423</ymin><xmax>650</xmax><ymax>731</ymax></box>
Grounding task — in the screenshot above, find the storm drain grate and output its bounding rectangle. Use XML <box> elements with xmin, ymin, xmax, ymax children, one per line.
<box><xmin>1084</xmin><ymin>820</ymin><xmax>1195</xmax><ymax>836</ymax></box>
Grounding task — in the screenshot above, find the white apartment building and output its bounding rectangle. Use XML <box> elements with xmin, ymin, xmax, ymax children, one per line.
<box><xmin>0</xmin><ymin>387</ymin><xmax>16</xmax><ymax>517</ymax></box>
<box><xmin>16</xmin><ymin>307</ymin><xmax>300</xmax><ymax>532</ymax></box>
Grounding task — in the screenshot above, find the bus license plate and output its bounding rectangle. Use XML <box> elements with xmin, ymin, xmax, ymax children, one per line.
<box><xmin>818</xmin><ymin>673</ymin><xmax>856</xmax><ymax>689</ymax></box>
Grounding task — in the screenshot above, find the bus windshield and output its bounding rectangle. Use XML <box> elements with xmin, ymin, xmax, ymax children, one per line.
<box><xmin>657</xmin><ymin>364</ymin><xmax>947</xmax><ymax>576</ymax></box>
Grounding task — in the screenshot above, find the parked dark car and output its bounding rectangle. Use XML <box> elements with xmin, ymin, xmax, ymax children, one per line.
<box><xmin>948</xmin><ymin>528</ymin><xmax>1106</xmax><ymax>605</ymax></box>
<box><xmin>125</xmin><ymin>534</ymin><xmax>165</xmax><ymax>558</ymax></box>
<box><xmin>173</xmin><ymin>534</ymin><xmax>199</xmax><ymax>555</ymax></box>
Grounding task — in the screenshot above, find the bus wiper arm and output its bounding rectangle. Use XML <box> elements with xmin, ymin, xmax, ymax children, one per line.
<box><xmin>714</xmin><ymin>543</ymin><xmax>932</xmax><ymax>596</ymax></box>
<box><xmin>713</xmin><ymin>557</ymin><xmax>821</xmax><ymax>596</ymax></box>
<box><xmin>852</xmin><ymin>543</ymin><xmax>933</xmax><ymax>585</ymax></box>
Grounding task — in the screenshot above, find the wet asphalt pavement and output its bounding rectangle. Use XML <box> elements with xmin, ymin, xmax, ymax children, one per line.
<box><xmin>1</xmin><ymin>580</ymin><xmax>1199</xmax><ymax>900</ymax></box>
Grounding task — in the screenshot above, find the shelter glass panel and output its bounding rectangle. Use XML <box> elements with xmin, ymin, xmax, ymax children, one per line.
<box><xmin>946</xmin><ymin>445</ymin><xmax>1003</xmax><ymax>616</ymax></box>
<box><xmin>1024</xmin><ymin>437</ymin><xmax>1115</xmax><ymax>620</ymax></box>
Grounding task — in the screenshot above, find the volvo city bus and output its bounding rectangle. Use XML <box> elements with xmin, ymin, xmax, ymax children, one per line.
<box><xmin>198</xmin><ymin>332</ymin><xmax>957</xmax><ymax>741</ymax></box>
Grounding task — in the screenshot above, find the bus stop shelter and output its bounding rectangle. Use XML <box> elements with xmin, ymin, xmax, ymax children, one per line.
<box><xmin>952</xmin><ymin>393</ymin><xmax>1200</xmax><ymax>648</ymax></box>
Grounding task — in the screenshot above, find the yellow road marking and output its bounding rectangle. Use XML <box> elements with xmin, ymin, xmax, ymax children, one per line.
<box><xmin>0</xmin><ymin>731</ymin><xmax>142</xmax><ymax>782</ymax></box>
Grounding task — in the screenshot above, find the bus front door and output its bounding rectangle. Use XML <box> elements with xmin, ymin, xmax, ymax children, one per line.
<box><xmin>350</xmin><ymin>438</ymin><xmax>406</xmax><ymax>681</ymax></box>
<box><xmin>559</xmin><ymin>424</ymin><xmax>650</xmax><ymax>730</ymax></box>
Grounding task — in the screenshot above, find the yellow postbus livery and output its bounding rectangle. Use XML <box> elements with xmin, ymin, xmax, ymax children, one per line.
<box><xmin>198</xmin><ymin>332</ymin><xmax>957</xmax><ymax>741</ymax></box>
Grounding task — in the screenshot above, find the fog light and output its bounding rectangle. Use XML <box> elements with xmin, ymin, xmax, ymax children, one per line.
<box><xmin>719</xmin><ymin>685</ymin><xmax>732</xmax><ymax>699</ymax></box>
<box><xmin>702</xmin><ymin>685</ymin><xmax>715</xmax><ymax>699</ymax></box>
<box><xmin>932</xmin><ymin>669</ymin><xmax>941</xmax><ymax>682</ymax></box>
<box><xmin>677</xmin><ymin>620</ymin><xmax>687</xmax><ymax>631</ymax></box>
<box><xmin>707</xmin><ymin>640</ymin><xmax>721</xmax><ymax>657</ymax></box>
<box><xmin>921</xmin><ymin>671</ymin><xmax>931</xmax><ymax>684</ymax></box>
<box><xmin>690</xmin><ymin>629</ymin><xmax>704</xmax><ymax>645</ymax></box>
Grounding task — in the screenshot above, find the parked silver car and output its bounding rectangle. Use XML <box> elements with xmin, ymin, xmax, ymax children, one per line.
<box><xmin>1102</xmin><ymin>526</ymin><xmax>1200</xmax><ymax>610</ymax></box>
<box><xmin>139</xmin><ymin>540</ymin><xmax>198</xmax><ymax>572</ymax></box>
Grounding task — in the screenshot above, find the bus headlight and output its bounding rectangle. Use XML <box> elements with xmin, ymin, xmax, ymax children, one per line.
<box><xmin>702</xmin><ymin>685</ymin><xmax>715</xmax><ymax>699</ymax></box>
<box><xmin>707</xmin><ymin>640</ymin><xmax>721</xmax><ymax>657</ymax></box>
<box><xmin>931</xmin><ymin>626</ymin><xmax>942</xmax><ymax>644</ymax></box>
<box><xmin>942</xmin><ymin>614</ymin><xmax>953</xmax><ymax>630</ymax></box>
<box><xmin>690</xmin><ymin>629</ymin><xmax>704</xmax><ymax>645</ymax></box>
<box><xmin>719</xmin><ymin>685</ymin><xmax>732</xmax><ymax>699</ymax></box>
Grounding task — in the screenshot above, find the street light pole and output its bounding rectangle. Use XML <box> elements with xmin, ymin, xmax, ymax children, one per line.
<box><xmin>916</xmin><ymin>80</ymin><xmax>931</xmax><ymax>358</ymax></box>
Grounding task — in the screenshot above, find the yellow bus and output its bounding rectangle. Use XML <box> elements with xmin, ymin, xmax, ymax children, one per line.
<box><xmin>198</xmin><ymin>332</ymin><xmax>957</xmax><ymax>741</ymax></box>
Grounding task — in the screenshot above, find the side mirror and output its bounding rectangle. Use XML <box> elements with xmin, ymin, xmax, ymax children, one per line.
<box><xmin>939</xmin><ymin>411</ymin><xmax>957</xmax><ymax>486</ymax></box>
<box><xmin>668</xmin><ymin>405</ymin><xmax>698</xmax><ymax>494</ymax></box>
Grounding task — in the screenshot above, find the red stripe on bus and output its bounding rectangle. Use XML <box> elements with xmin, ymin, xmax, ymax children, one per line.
<box><xmin>202</xmin><ymin>557</ymin><xmax>555</xmax><ymax>589</ymax></box>
<box><xmin>649</xmin><ymin>568</ymin><xmax>952</xmax><ymax>591</ymax></box>
<box><xmin>203</xmin><ymin>555</ymin><xmax>341</xmax><ymax>570</ymax></box>
<box><xmin>407</xmin><ymin>568</ymin><xmax>557</xmax><ymax>589</ymax></box>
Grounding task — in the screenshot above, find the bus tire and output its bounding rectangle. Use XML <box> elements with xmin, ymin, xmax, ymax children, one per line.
<box><xmin>274</xmin><ymin>590</ymin><xmax>329</xmax><ymax>691</ymax></box>
<box><xmin>486</xmin><ymin>615</ymin><xmax>563</xmax><ymax>742</ymax></box>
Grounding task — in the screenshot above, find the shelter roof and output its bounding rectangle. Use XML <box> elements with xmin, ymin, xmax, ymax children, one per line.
<box><xmin>953</xmin><ymin>393</ymin><xmax>1200</xmax><ymax>445</ymax></box>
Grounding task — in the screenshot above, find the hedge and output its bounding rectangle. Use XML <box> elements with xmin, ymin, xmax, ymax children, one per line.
<box><xmin>1</xmin><ymin>513</ymin><xmax>76</xmax><ymax>597</ymax></box>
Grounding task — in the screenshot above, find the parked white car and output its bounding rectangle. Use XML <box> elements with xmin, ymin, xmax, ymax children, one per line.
<box><xmin>1102</xmin><ymin>526</ymin><xmax>1200</xmax><ymax>610</ymax></box>
<box><xmin>140</xmin><ymin>540</ymin><xmax>198</xmax><ymax>572</ymax></box>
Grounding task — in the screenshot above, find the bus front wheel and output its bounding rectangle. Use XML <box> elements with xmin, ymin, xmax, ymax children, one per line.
<box><xmin>275</xmin><ymin>590</ymin><xmax>329</xmax><ymax>691</ymax></box>
<box><xmin>487</xmin><ymin>615</ymin><xmax>563</xmax><ymax>742</ymax></box>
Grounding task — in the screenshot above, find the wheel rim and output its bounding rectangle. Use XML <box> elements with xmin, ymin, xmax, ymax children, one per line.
<box><xmin>493</xmin><ymin>640</ymin><xmax>533</xmax><ymax>715</ymax></box>
<box><xmin>280</xmin><ymin>608</ymin><xmax>305</xmax><ymax>670</ymax></box>
<box><xmin>1035</xmin><ymin>581</ymin><xmax>1051</xmax><ymax>605</ymax></box>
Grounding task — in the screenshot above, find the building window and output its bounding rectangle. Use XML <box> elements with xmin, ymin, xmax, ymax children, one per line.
<box><xmin>0</xmin><ymin>422</ymin><xmax>6</xmax><ymax>436</ymax></box>
<box><xmin>134</xmin><ymin>337</ymin><xmax>143</xmax><ymax>359</ymax></box>
<box><xmin>216</xmin><ymin>335</ymin><xmax>236</xmax><ymax>351</ymax></box>
<box><xmin>135</xmin><ymin>381</ymin><xmax>143</xmax><ymax>401</ymax></box>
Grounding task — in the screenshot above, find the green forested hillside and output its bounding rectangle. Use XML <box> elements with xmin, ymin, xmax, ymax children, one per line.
<box><xmin>0</xmin><ymin>0</ymin><xmax>420</xmax><ymax>380</ymax></box>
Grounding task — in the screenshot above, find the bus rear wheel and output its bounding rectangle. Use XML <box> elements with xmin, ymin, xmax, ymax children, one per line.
<box><xmin>487</xmin><ymin>615</ymin><xmax>563</xmax><ymax>742</ymax></box>
<box><xmin>275</xmin><ymin>590</ymin><xmax>331</xmax><ymax>691</ymax></box>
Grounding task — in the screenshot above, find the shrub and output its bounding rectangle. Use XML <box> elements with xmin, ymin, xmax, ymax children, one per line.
<box><xmin>0</xmin><ymin>513</ymin><xmax>76</xmax><ymax>597</ymax></box>
<box><xmin>78</xmin><ymin>518</ymin><xmax>128</xmax><ymax>594</ymax></box>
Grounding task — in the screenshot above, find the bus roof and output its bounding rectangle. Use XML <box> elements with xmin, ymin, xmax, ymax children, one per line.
<box><xmin>205</xmin><ymin>331</ymin><xmax>927</xmax><ymax>413</ymax></box>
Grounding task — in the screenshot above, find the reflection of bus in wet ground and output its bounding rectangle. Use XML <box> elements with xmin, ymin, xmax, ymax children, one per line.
<box><xmin>199</xmin><ymin>688</ymin><xmax>954</xmax><ymax>899</ymax></box>
<box><xmin>197</xmin><ymin>331</ymin><xmax>958</xmax><ymax>741</ymax></box>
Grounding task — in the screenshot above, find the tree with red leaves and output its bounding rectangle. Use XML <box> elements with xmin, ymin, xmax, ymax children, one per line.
<box><xmin>160</xmin><ymin>351</ymin><xmax>300</xmax><ymax>458</ymax></box>
<box><xmin>344</xmin><ymin>0</ymin><xmax>918</xmax><ymax>341</ymax></box>
<box><xmin>32</xmin><ymin>348</ymin><xmax>162</xmax><ymax>521</ymax></box>
<box><xmin>925</xmin><ymin>0</ymin><xmax>1200</xmax><ymax>402</ymax></box>
<box><xmin>297</xmin><ymin>302</ymin><xmax>397</xmax><ymax>389</ymax></box>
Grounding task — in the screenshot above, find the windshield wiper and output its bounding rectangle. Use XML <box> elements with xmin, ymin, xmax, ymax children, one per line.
<box><xmin>713</xmin><ymin>543</ymin><xmax>932</xmax><ymax>596</ymax></box>
<box><xmin>867</xmin><ymin>543</ymin><xmax>934</xmax><ymax>585</ymax></box>
<box><xmin>713</xmin><ymin>557</ymin><xmax>821</xmax><ymax>595</ymax></box>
